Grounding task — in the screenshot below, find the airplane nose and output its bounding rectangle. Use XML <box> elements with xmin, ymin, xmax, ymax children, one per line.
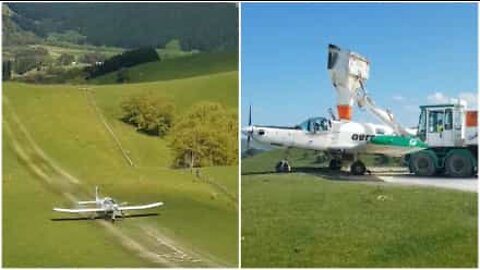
<box><xmin>241</xmin><ymin>126</ymin><xmax>253</xmax><ymax>136</ymax></box>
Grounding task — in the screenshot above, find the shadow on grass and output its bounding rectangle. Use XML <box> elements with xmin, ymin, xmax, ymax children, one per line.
<box><xmin>242</xmin><ymin>166</ymin><xmax>384</xmax><ymax>182</ymax></box>
<box><xmin>51</xmin><ymin>213</ymin><xmax>159</xmax><ymax>222</ymax></box>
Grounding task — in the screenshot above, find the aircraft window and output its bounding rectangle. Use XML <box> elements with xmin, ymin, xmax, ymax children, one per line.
<box><xmin>258</xmin><ymin>129</ymin><xmax>265</xmax><ymax>136</ymax></box>
<box><xmin>445</xmin><ymin>109</ymin><xmax>453</xmax><ymax>130</ymax></box>
<box><xmin>298</xmin><ymin>117</ymin><xmax>328</xmax><ymax>133</ymax></box>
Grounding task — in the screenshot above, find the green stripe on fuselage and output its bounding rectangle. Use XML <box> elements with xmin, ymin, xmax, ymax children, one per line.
<box><xmin>370</xmin><ymin>135</ymin><xmax>428</xmax><ymax>148</ymax></box>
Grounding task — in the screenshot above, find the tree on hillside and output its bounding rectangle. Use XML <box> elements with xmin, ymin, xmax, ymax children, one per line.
<box><xmin>12</xmin><ymin>47</ymin><xmax>50</xmax><ymax>74</ymax></box>
<box><xmin>170</xmin><ymin>102</ymin><xmax>237</xmax><ymax>168</ymax></box>
<box><xmin>86</xmin><ymin>47</ymin><xmax>159</xmax><ymax>79</ymax></box>
<box><xmin>121</xmin><ymin>94</ymin><xmax>175</xmax><ymax>137</ymax></box>
<box><xmin>2</xmin><ymin>60</ymin><xmax>12</xmax><ymax>80</ymax></box>
<box><xmin>79</xmin><ymin>51</ymin><xmax>106</xmax><ymax>65</ymax></box>
<box><xmin>46</xmin><ymin>30</ymin><xmax>86</xmax><ymax>44</ymax></box>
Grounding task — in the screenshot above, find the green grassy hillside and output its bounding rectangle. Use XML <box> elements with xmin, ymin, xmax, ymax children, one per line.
<box><xmin>92</xmin><ymin>52</ymin><xmax>237</xmax><ymax>84</ymax></box>
<box><xmin>3</xmin><ymin>71</ymin><xmax>238</xmax><ymax>267</ymax></box>
<box><xmin>241</xmin><ymin>151</ymin><xmax>477</xmax><ymax>267</ymax></box>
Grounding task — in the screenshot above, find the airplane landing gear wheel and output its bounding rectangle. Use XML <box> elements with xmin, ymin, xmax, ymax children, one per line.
<box><xmin>275</xmin><ymin>160</ymin><xmax>291</xmax><ymax>173</ymax></box>
<box><xmin>350</xmin><ymin>161</ymin><xmax>366</xmax><ymax>175</ymax></box>
<box><xmin>446</xmin><ymin>153</ymin><xmax>473</xmax><ymax>178</ymax></box>
<box><xmin>328</xmin><ymin>159</ymin><xmax>342</xmax><ymax>171</ymax></box>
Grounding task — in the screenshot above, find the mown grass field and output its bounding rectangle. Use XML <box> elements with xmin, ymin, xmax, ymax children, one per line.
<box><xmin>92</xmin><ymin>52</ymin><xmax>238</xmax><ymax>84</ymax></box>
<box><xmin>3</xmin><ymin>55</ymin><xmax>238</xmax><ymax>267</ymax></box>
<box><xmin>241</xmin><ymin>150</ymin><xmax>477</xmax><ymax>267</ymax></box>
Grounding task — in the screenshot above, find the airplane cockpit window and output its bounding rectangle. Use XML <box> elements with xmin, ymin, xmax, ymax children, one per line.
<box><xmin>298</xmin><ymin>117</ymin><xmax>329</xmax><ymax>133</ymax></box>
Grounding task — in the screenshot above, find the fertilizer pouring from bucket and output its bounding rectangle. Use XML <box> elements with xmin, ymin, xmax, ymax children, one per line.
<box><xmin>327</xmin><ymin>44</ymin><xmax>370</xmax><ymax>121</ymax></box>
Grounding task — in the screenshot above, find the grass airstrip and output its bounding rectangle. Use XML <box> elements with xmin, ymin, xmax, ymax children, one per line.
<box><xmin>3</xmin><ymin>52</ymin><xmax>238</xmax><ymax>267</ymax></box>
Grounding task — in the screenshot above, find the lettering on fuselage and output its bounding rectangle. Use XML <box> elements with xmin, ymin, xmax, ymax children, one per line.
<box><xmin>351</xmin><ymin>134</ymin><xmax>375</xmax><ymax>141</ymax></box>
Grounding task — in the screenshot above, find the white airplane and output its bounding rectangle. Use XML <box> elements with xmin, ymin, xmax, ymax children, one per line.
<box><xmin>53</xmin><ymin>186</ymin><xmax>163</xmax><ymax>222</ymax></box>
<box><xmin>242</xmin><ymin>44</ymin><xmax>426</xmax><ymax>175</ymax></box>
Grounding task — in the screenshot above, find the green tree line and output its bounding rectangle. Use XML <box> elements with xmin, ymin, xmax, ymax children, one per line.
<box><xmin>7</xmin><ymin>3</ymin><xmax>238</xmax><ymax>51</ymax></box>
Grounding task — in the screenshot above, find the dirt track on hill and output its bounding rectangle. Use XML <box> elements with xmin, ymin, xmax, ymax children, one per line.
<box><xmin>3</xmin><ymin>97</ymin><xmax>225</xmax><ymax>267</ymax></box>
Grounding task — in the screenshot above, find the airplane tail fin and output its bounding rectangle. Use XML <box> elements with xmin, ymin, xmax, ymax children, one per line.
<box><xmin>95</xmin><ymin>186</ymin><xmax>99</xmax><ymax>202</ymax></box>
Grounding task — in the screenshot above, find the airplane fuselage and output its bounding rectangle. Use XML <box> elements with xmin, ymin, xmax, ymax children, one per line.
<box><xmin>96</xmin><ymin>197</ymin><xmax>121</xmax><ymax>215</ymax></box>
<box><xmin>246</xmin><ymin>118</ymin><xmax>394</xmax><ymax>155</ymax></box>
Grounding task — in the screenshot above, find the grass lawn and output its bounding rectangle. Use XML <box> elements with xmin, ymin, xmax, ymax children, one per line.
<box><xmin>241</xmin><ymin>152</ymin><xmax>477</xmax><ymax>267</ymax></box>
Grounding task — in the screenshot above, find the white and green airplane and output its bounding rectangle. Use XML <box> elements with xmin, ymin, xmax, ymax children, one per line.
<box><xmin>242</xmin><ymin>44</ymin><xmax>426</xmax><ymax>175</ymax></box>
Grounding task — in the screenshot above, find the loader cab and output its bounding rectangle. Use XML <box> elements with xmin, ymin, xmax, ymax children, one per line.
<box><xmin>297</xmin><ymin>117</ymin><xmax>331</xmax><ymax>134</ymax></box>
<box><xmin>417</xmin><ymin>103</ymin><xmax>465</xmax><ymax>147</ymax></box>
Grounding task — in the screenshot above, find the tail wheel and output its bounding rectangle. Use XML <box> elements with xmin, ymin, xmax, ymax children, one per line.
<box><xmin>411</xmin><ymin>152</ymin><xmax>436</xmax><ymax>176</ymax></box>
<box><xmin>446</xmin><ymin>153</ymin><xmax>473</xmax><ymax>178</ymax></box>
<box><xmin>350</xmin><ymin>161</ymin><xmax>366</xmax><ymax>176</ymax></box>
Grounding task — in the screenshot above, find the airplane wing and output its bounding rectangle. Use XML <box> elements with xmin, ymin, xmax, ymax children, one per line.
<box><xmin>77</xmin><ymin>200</ymin><xmax>97</xmax><ymax>205</ymax></box>
<box><xmin>361</xmin><ymin>135</ymin><xmax>428</xmax><ymax>157</ymax></box>
<box><xmin>53</xmin><ymin>207</ymin><xmax>104</xmax><ymax>213</ymax></box>
<box><xmin>118</xmin><ymin>202</ymin><xmax>164</xmax><ymax>211</ymax></box>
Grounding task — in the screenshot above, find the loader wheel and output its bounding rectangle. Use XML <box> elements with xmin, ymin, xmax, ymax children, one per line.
<box><xmin>411</xmin><ymin>152</ymin><xmax>436</xmax><ymax>176</ymax></box>
<box><xmin>350</xmin><ymin>161</ymin><xmax>366</xmax><ymax>175</ymax></box>
<box><xmin>446</xmin><ymin>153</ymin><xmax>473</xmax><ymax>178</ymax></box>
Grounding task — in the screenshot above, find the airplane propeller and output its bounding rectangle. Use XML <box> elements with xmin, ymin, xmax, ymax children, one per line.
<box><xmin>111</xmin><ymin>204</ymin><xmax>125</xmax><ymax>221</ymax></box>
<box><xmin>246</xmin><ymin>105</ymin><xmax>253</xmax><ymax>150</ymax></box>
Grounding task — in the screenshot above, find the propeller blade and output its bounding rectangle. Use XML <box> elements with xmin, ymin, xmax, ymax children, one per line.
<box><xmin>248</xmin><ymin>105</ymin><xmax>252</xmax><ymax>126</ymax></box>
<box><xmin>247</xmin><ymin>134</ymin><xmax>251</xmax><ymax>150</ymax></box>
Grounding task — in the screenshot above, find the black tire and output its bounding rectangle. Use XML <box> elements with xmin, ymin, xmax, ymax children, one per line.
<box><xmin>445</xmin><ymin>153</ymin><xmax>473</xmax><ymax>178</ymax></box>
<box><xmin>275</xmin><ymin>160</ymin><xmax>291</xmax><ymax>173</ymax></box>
<box><xmin>283</xmin><ymin>162</ymin><xmax>291</xmax><ymax>173</ymax></box>
<box><xmin>328</xmin><ymin>159</ymin><xmax>342</xmax><ymax>171</ymax></box>
<box><xmin>411</xmin><ymin>152</ymin><xmax>436</xmax><ymax>176</ymax></box>
<box><xmin>275</xmin><ymin>161</ymin><xmax>283</xmax><ymax>172</ymax></box>
<box><xmin>350</xmin><ymin>161</ymin><xmax>366</xmax><ymax>175</ymax></box>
